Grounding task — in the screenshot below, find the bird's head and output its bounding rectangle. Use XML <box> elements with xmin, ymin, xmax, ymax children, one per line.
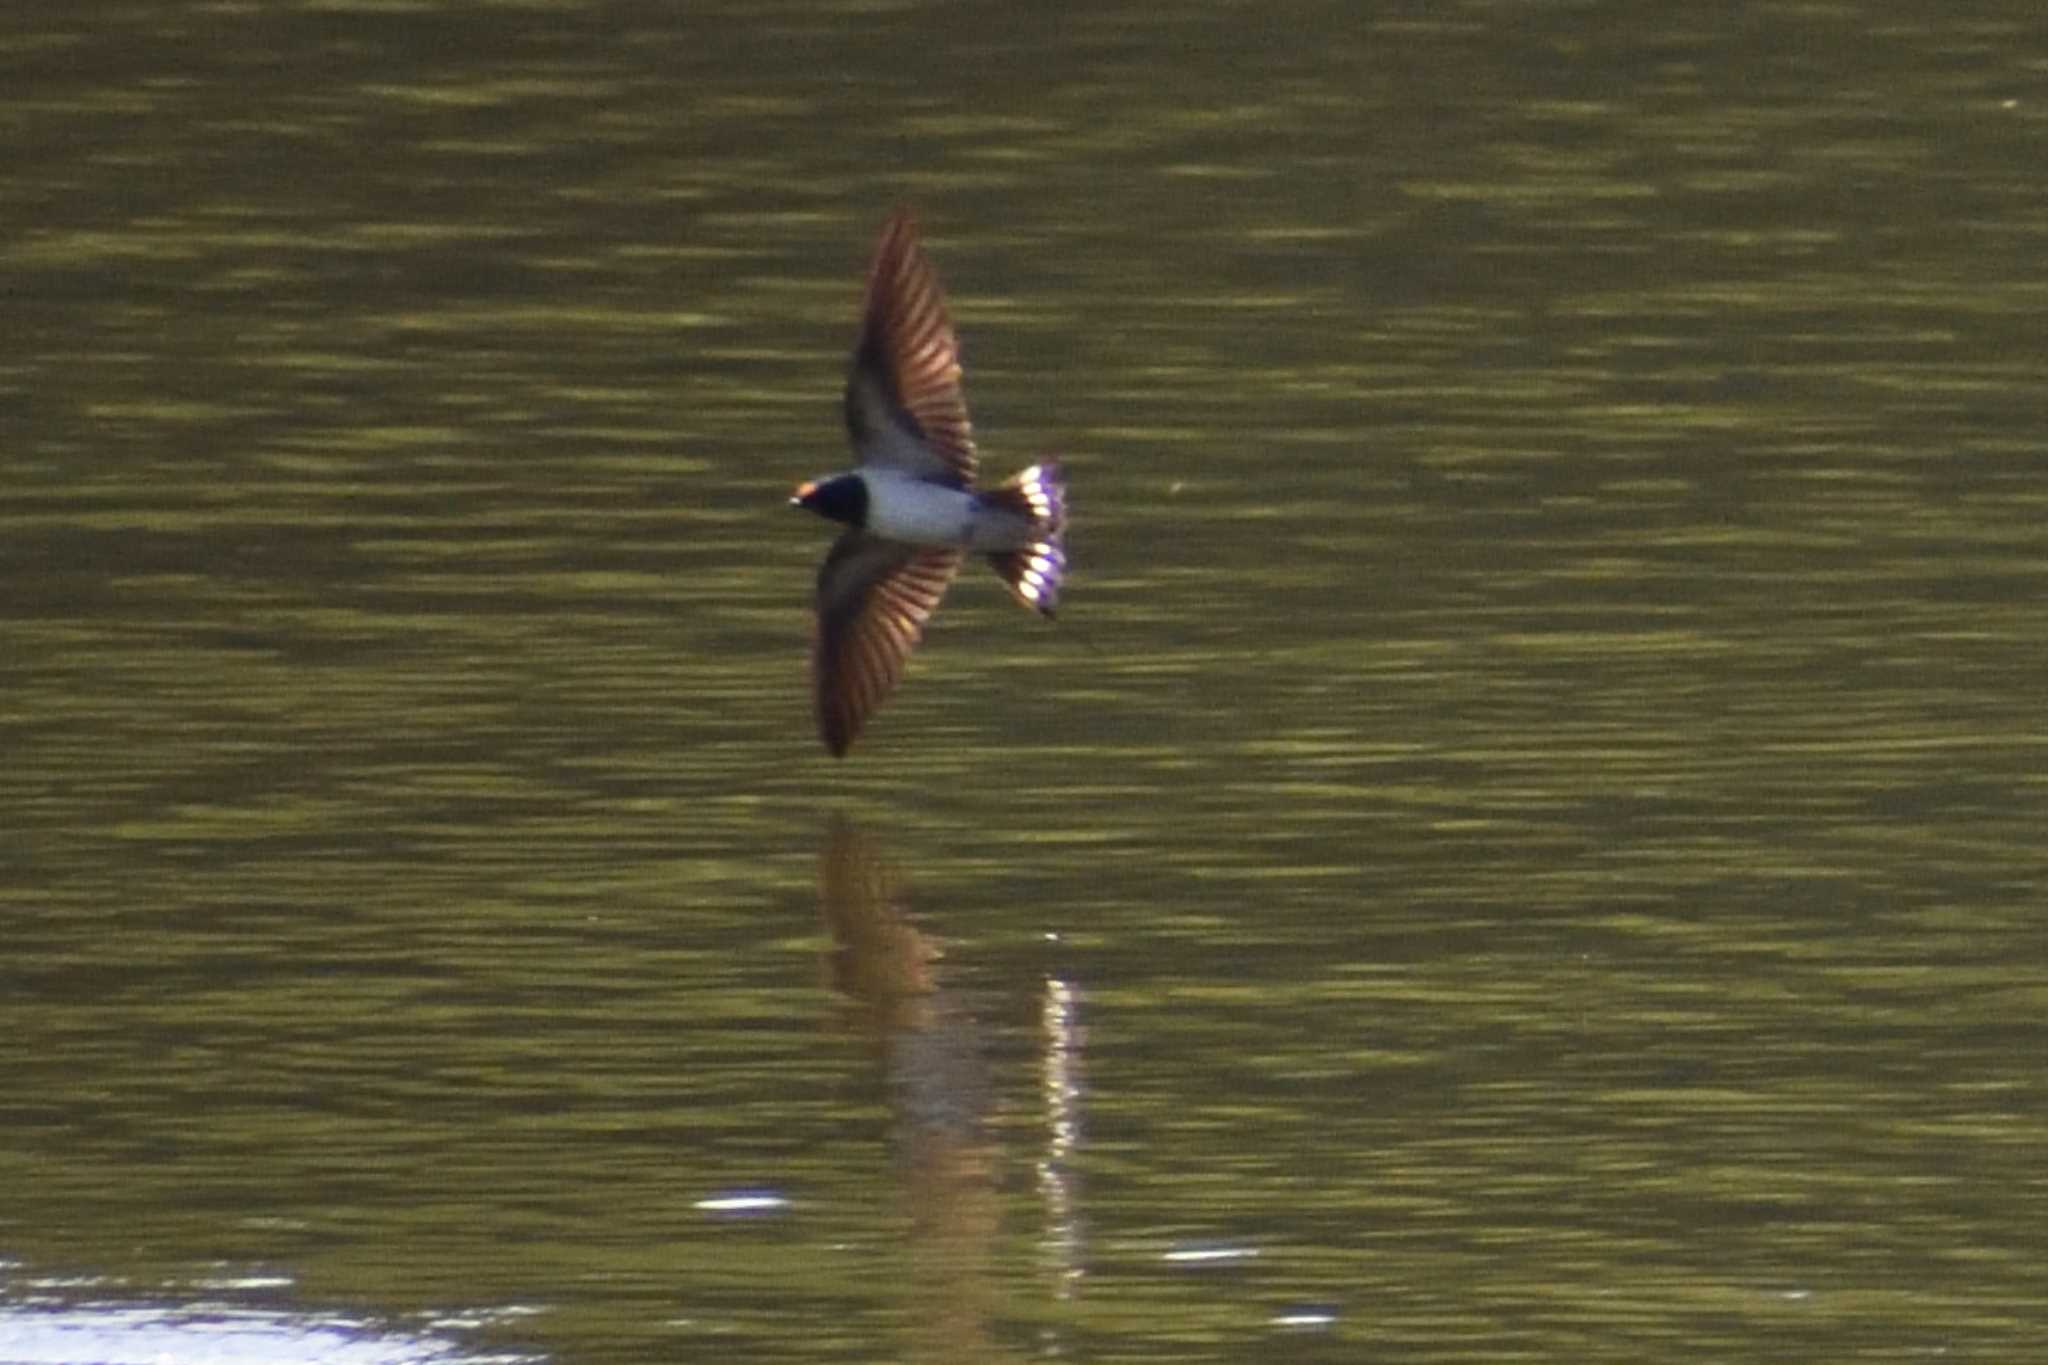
<box><xmin>791</xmin><ymin>473</ymin><xmax>868</xmax><ymax>527</ymax></box>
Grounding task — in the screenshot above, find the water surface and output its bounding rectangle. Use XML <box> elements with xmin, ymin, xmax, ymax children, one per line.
<box><xmin>6</xmin><ymin>2</ymin><xmax>2047</xmax><ymax>1361</ymax></box>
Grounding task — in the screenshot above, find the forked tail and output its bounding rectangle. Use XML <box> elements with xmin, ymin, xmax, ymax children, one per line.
<box><xmin>986</xmin><ymin>457</ymin><xmax>1067</xmax><ymax>617</ymax></box>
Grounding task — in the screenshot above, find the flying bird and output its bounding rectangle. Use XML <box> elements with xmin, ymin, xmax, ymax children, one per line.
<box><xmin>791</xmin><ymin>210</ymin><xmax>1067</xmax><ymax>757</ymax></box>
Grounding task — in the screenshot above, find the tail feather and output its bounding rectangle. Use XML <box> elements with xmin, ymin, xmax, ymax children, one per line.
<box><xmin>987</xmin><ymin>458</ymin><xmax>1066</xmax><ymax>617</ymax></box>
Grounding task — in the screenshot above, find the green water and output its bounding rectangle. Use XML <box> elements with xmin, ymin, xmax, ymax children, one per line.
<box><xmin>6</xmin><ymin>2</ymin><xmax>2047</xmax><ymax>1361</ymax></box>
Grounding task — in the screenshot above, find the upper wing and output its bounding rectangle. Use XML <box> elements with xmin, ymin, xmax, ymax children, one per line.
<box><xmin>842</xmin><ymin>209</ymin><xmax>977</xmax><ymax>488</ymax></box>
<box><xmin>812</xmin><ymin>530</ymin><xmax>963</xmax><ymax>756</ymax></box>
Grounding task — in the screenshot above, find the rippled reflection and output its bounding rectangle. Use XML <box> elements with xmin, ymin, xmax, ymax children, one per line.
<box><xmin>0</xmin><ymin>1292</ymin><xmax>534</xmax><ymax>1365</ymax></box>
<box><xmin>815</xmin><ymin>818</ymin><xmax>1086</xmax><ymax>1360</ymax></box>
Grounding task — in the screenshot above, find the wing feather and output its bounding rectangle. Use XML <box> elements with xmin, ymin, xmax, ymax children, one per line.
<box><xmin>812</xmin><ymin>533</ymin><xmax>962</xmax><ymax>756</ymax></box>
<box><xmin>842</xmin><ymin>209</ymin><xmax>977</xmax><ymax>487</ymax></box>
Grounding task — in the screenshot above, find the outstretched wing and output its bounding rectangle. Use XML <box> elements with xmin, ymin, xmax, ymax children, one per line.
<box><xmin>843</xmin><ymin>209</ymin><xmax>977</xmax><ymax>488</ymax></box>
<box><xmin>812</xmin><ymin>531</ymin><xmax>962</xmax><ymax>756</ymax></box>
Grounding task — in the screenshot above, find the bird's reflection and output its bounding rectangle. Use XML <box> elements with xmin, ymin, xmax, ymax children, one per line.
<box><xmin>816</xmin><ymin>817</ymin><xmax>1084</xmax><ymax>1360</ymax></box>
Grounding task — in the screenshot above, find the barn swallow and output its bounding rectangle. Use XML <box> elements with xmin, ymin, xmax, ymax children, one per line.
<box><xmin>792</xmin><ymin>210</ymin><xmax>1067</xmax><ymax>757</ymax></box>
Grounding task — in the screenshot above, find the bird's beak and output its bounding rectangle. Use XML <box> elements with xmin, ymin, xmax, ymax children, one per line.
<box><xmin>791</xmin><ymin>480</ymin><xmax>817</xmax><ymax>507</ymax></box>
